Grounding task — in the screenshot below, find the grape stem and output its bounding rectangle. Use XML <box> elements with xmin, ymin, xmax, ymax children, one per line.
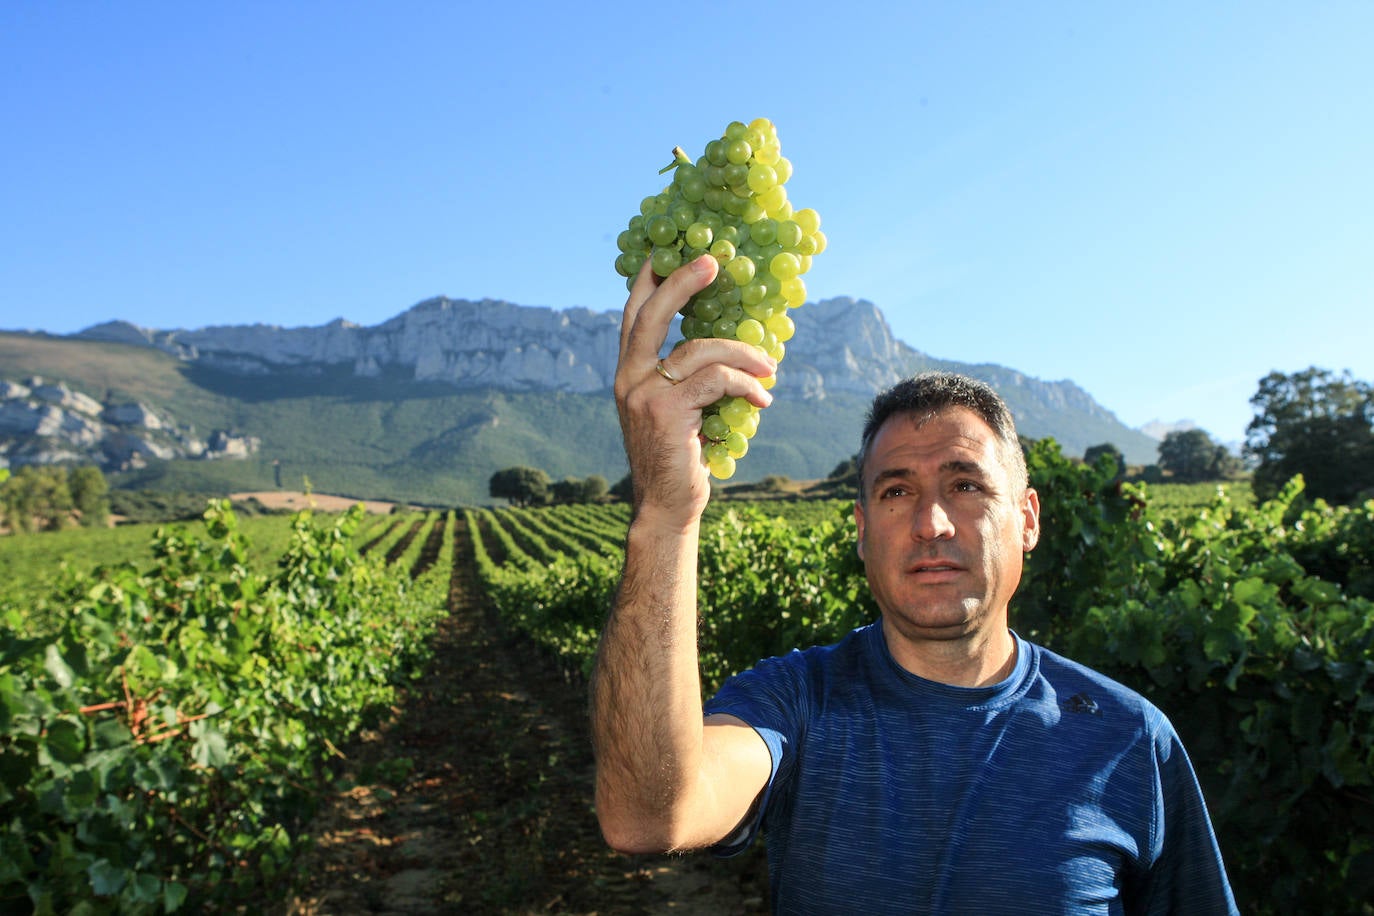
<box><xmin>657</xmin><ymin>146</ymin><xmax>691</xmax><ymax>174</ymax></box>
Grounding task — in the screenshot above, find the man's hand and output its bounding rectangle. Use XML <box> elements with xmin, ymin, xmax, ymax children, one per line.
<box><xmin>614</xmin><ymin>254</ymin><xmax>776</xmax><ymax>527</ymax></box>
<box><xmin>594</xmin><ymin>254</ymin><xmax>777</xmax><ymax>854</ymax></box>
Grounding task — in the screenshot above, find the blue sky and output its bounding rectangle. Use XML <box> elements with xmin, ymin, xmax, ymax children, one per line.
<box><xmin>3</xmin><ymin>1</ymin><xmax>1370</xmax><ymax>448</ymax></box>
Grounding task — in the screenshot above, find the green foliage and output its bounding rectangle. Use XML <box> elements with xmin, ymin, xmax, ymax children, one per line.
<box><xmin>548</xmin><ymin>474</ymin><xmax>608</xmax><ymax>505</ymax></box>
<box><xmin>0</xmin><ymin>465</ymin><xmax>113</xmax><ymax>532</ymax></box>
<box><xmin>1</xmin><ymin>465</ymin><xmax>80</xmax><ymax>533</ymax></box>
<box><xmin>69</xmin><ymin>466</ymin><xmax>110</xmax><ymax>527</ymax></box>
<box><xmin>492</xmin><ymin>466</ymin><xmax>614</xmax><ymax>508</ymax></box>
<box><xmin>1157</xmin><ymin>428</ymin><xmax>1242</xmax><ymax>482</ymax></box>
<box><xmin>1082</xmin><ymin>442</ymin><xmax>1125</xmax><ymax>481</ymax></box>
<box><xmin>695</xmin><ymin>506</ymin><xmax>874</xmax><ymax>693</ymax></box>
<box><xmin>489</xmin><ymin>466</ymin><xmax>551</xmax><ymax>507</ymax></box>
<box><xmin>1148</xmin><ymin>479</ymin><xmax>1255</xmax><ymax>514</ymax></box>
<box><xmin>108</xmin><ymin>490</ymin><xmax>282</xmax><ymax>524</ymax></box>
<box><xmin>473</xmin><ymin>450</ymin><xmax>1373</xmax><ymax>915</ymax></box>
<box><xmin>1015</xmin><ymin>438</ymin><xmax>1144</xmax><ymax>644</ymax></box>
<box><xmin>1049</xmin><ymin>480</ymin><xmax>1374</xmax><ymax>913</ymax></box>
<box><xmin>0</xmin><ymin>502</ymin><xmax>446</xmax><ymax>912</ymax></box>
<box><xmin>1246</xmin><ymin>366</ymin><xmax>1374</xmax><ymax>504</ymax></box>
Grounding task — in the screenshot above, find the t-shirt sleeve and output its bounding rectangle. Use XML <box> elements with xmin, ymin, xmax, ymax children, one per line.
<box><xmin>1136</xmin><ymin>712</ymin><xmax>1240</xmax><ymax>915</ymax></box>
<box><xmin>702</xmin><ymin>652</ymin><xmax>808</xmax><ymax>857</ymax></box>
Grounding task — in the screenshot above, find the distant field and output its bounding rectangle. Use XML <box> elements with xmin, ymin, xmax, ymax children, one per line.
<box><xmin>0</xmin><ymin>480</ymin><xmax>1252</xmax><ymax>630</ymax></box>
<box><xmin>1141</xmin><ymin>478</ymin><xmax>1255</xmax><ymax>512</ymax></box>
<box><xmin>0</xmin><ymin>513</ymin><xmax>304</xmax><ymax>635</ymax></box>
<box><xmin>231</xmin><ymin>490</ymin><xmax>398</xmax><ymax>514</ymax></box>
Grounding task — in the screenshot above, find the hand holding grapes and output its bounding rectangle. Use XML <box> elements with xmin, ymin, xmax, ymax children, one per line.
<box><xmin>614</xmin><ymin>253</ymin><xmax>775</xmax><ymax>526</ymax></box>
<box><xmin>614</xmin><ymin>117</ymin><xmax>827</xmax><ymax>481</ymax></box>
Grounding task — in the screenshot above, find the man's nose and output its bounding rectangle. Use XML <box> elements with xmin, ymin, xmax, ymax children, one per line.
<box><xmin>911</xmin><ymin>496</ymin><xmax>955</xmax><ymax>541</ymax></box>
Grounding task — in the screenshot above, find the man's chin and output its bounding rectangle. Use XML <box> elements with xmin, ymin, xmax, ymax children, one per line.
<box><xmin>880</xmin><ymin>610</ymin><xmax>983</xmax><ymax>643</ymax></box>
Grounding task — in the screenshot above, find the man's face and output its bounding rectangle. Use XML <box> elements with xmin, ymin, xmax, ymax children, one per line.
<box><xmin>853</xmin><ymin>407</ymin><xmax>1040</xmax><ymax>647</ymax></box>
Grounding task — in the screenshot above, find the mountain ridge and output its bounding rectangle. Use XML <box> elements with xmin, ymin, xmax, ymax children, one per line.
<box><xmin>2</xmin><ymin>296</ymin><xmax>1163</xmax><ymax>504</ymax></box>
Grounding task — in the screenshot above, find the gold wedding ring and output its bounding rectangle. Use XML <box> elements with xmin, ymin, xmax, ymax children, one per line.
<box><xmin>655</xmin><ymin>359</ymin><xmax>680</xmax><ymax>385</ymax></box>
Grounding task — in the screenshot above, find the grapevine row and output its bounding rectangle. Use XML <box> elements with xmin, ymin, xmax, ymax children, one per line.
<box><xmin>0</xmin><ymin>503</ymin><xmax>449</xmax><ymax>913</ymax></box>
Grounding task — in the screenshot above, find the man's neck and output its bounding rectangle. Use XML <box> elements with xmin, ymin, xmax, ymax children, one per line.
<box><xmin>881</xmin><ymin>621</ymin><xmax>1018</xmax><ymax>688</ymax></box>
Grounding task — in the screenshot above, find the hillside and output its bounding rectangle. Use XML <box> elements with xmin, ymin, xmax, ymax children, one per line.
<box><xmin>1</xmin><ymin>297</ymin><xmax>1164</xmax><ymax>506</ymax></box>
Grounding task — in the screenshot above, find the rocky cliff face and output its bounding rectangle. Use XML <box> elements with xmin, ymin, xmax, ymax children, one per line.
<box><xmin>78</xmin><ymin>299</ymin><xmax>625</xmax><ymax>394</ymax></box>
<box><xmin>0</xmin><ymin>376</ymin><xmax>259</xmax><ymax>472</ymax></box>
<box><xmin>66</xmin><ymin>293</ymin><xmax>1159</xmax><ymax>464</ymax></box>
<box><xmin>74</xmin><ymin>296</ymin><xmax>990</xmax><ymax>401</ymax></box>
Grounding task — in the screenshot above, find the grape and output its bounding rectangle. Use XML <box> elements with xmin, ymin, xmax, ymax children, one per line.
<box><xmin>685</xmin><ymin>222</ymin><xmax>713</xmax><ymax>249</ymax></box>
<box><xmin>651</xmin><ymin>247</ymin><xmax>681</xmax><ymax>277</ymax></box>
<box><xmin>794</xmin><ymin>208</ymin><xmax>821</xmax><ymax>235</ymax></box>
<box><xmin>702</xmin><ymin>413</ymin><xmax>731</xmax><ymax>441</ymax></box>
<box><xmin>612</xmin><ymin>118</ymin><xmax>826</xmax><ymax>479</ymax></box>
<box><xmin>776</xmin><ymin>220</ymin><xmax>803</xmax><ymax>248</ymax></box>
<box><xmin>749</xmin><ymin>219</ymin><xmax>779</xmax><ymax>246</ymax></box>
<box><xmin>694</xmin><ymin>297</ymin><xmax>723</xmax><ymax>322</ymax></box>
<box><xmin>770</xmin><ymin>252</ymin><xmax>802</xmax><ymax>280</ymax></box>
<box><xmin>719</xmin><ymin>396</ymin><xmax>753</xmax><ymax>429</ymax></box>
<box><xmin>736</xmin><ymin>318</ymin><xmax>766</xmax><ymax>346</ymax></box>
<box><xmin>747</xmin><ymin>163</ymin><xmax>778</xmax><ymax>192</ymax></box>
<box><xmin>766</xmin><ymin>311</ymin><xmax>796</xmax><ymax>342</ymax></box>
<box><xmin>647</xmin><ymin>214</ymin><xmax>678</xmax><ymax>246</ymax></box>
<box><xmin>725</xmin><ymin>256</ymin><xmax>756</xmax><ymax>286</ymax></box>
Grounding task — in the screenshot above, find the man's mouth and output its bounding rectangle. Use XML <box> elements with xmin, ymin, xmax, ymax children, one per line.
<box><xmin>909</xmin><ymin>560</ymin><xmax>961</xmax><ymax>575</ymax></box>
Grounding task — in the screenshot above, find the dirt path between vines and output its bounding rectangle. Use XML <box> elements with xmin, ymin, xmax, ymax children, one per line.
<box><xmin>282</xmin><ymin>516</ymin><xmax>769</xmax><ymax>915</ymax></box>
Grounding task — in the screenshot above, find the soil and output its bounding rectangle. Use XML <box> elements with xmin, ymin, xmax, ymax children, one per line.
<box><xmin>281</xmin><ymin>515</ymin><xmax>770</xmax><ymax>915</ymax></box>
<box><xmin>231</xmin><ymin>491</ymin><xmax>399</xmax><ymax>515</ymax></box>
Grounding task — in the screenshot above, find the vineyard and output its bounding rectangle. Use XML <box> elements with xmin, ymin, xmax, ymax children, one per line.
<box><xmin>2</xmin><ymin>440</ymin><xmax>1372</xmax><ymax>913</ymax></box>
<box><xmin>466</xmin><ymin>446</ymin><xmax>1374</xmax><ymax>915</ymax></box>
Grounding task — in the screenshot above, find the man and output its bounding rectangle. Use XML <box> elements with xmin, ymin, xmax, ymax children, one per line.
<box><xmin>592</xmin><ymin>255</ymin><xmax>1238</xmax><ymax>914</ymax></box>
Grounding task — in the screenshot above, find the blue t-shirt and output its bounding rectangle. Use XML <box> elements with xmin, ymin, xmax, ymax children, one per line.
<box><xmin>703</xmin><ymin>624</ymin><xmax>1238</xmax><ymax>915</ymax></box>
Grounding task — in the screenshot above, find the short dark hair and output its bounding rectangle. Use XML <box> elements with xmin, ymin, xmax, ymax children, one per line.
<box><xmin>856</xmin><ymin>372</ymin><xmax>1028</xmax><ymax>502</ymax></box>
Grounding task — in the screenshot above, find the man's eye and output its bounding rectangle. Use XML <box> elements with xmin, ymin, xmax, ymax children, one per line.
<box><xmin>880</xmin><ymin>485</ymin><xmax>907</xmax><ymax>499</ymax></box>
<box><xmin>954</xmin><ymin>481</ymin><xmax>981</xmax><ymax>493</ymax></box>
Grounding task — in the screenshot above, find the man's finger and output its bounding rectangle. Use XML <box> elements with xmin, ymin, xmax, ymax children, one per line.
<box><xmin>619</xmin><ymin>258</ymin><xmax>661</xmax><ymax>356</ymax></box>
<box><xmin>660</xmin><ymin>338</ymin><xmax>776</xmax><ymax>394</ymax></box>
<box><xmin>621</xmin><ymin>255</ymin><xmax>718</xmax><ymax>366</ymax></box>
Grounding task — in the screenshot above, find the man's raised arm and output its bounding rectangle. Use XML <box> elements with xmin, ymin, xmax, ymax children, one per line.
<box><xmin>590</xmin><ymin>255</ymin><xmax>775</xmax><ymax>853</ymax></box>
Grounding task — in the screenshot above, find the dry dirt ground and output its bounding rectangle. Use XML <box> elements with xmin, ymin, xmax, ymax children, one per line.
<box><xmin>231</xmin><ymin>491</ymin><xmax>400</xmax><ymax>515</ymax></box>
<box><xmin>280</xmin><ymin>516</ymin><xmax>770</xmax><ymax>915</ymax></box>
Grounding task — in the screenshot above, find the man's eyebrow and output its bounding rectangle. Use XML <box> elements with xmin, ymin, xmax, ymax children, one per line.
<box><xmin>870</xmin><ymin>467</ymin><xmax>910</xmax><ymax>490</ymax></box>
<box><xmin>941</xmin><ymin>459</ymin><xmax>987</xmax><ymax>477</ymax></box>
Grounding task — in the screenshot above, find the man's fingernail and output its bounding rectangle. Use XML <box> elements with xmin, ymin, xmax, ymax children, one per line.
<box><xmin>691</xmin><ymin>254</ymin><xmax>715</xmax><ymax>276</ymax></box>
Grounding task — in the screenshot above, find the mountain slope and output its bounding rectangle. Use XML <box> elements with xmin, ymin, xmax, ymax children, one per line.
<box><xmin>2</xmin><ymin>297</ymin><xmax>1161</xmax><ymax>505</ymax></box>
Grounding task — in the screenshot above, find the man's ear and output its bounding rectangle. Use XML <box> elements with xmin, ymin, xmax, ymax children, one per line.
<box><xmin>853</xmin><ymin>499</ymin><xmax>866</xmax><ymax>562</ymax></box>
<box><xmin>1021</xmin><ymin>487</ymin><xmax>1041</xmax><ymax>553</ymax></box>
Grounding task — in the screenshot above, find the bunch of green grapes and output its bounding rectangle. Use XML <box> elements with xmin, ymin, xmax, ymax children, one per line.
<box><xmin>614</xmin><ymin>117</ymin><xmax>827</xmax><ymax>480</ymax></box>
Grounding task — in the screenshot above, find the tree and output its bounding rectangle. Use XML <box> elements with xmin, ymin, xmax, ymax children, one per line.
<box><xmin>0</xmin><ymin>465</ymin><xmax>74</xmax><ymax>532</ymax></box>
<box><xmin>69</xmin><ymin>466</ymin><xmax>110</xmax><ymax>527</ymax></box>
<box><xmin>549</xmin><ymin>477</ymin><xmax>581</xmax><ymax>505</ymax></box>
<box><xmin>1082</xmin><ymin>443</ymin><xmax>1126</xmax><ymax>481</ymax></box>
<box><xmin>580</xmin><ymin>474</ymin><xmax>609</xmax><ymax>503</ymax></box>
<box><xmin>1157</xmin><ymin>429</ymin><xmax>1238</xmax><ymax>482</ymax></box>
<box><xmin>547</xmin><ymin>474</ymin><xmax>610</xmax><ymax>505</ymax></box>
<box><xmin>489</xmin><ymin>466</ymin><xmax>550</xmax><ymax>507</ymax></box>
<box><xmin>1245</xmin><ymin>367</ymin><xmax>1374</xmax><ymax>503</ymax></box>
